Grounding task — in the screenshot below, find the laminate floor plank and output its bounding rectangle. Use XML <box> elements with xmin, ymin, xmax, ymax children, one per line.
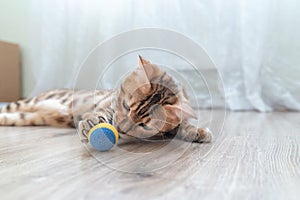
<box><xmin>0</xmin><ymin>111</ymin><xmax>299</xmax><ymax>200</ymax></box>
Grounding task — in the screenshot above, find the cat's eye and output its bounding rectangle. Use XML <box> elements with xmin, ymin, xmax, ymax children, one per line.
<box><xmin>138</xmin><ymin>122</ymin><xmax>152</xmax><ymax>130</ymax></box>
<box><xmin>163</xmin><ymin>94</ymin><xmax>177</xmax><ymax>105</ymax></box>
<box><xmin>138</xmin><ymin>123</ymin><xmax>146</xmax><ymax>127</ymax></box>
<box><xmin>122</xmin><ymin>100</ymin><xmax>130</xmax><ymax>112</ymax></box>
<box><xmin>163</xmin><ymin>98</ymin><xmax>176</xmax><ymax>105</ymax></box>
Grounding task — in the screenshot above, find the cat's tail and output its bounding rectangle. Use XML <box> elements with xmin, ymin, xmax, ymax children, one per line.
<box><xmin>1</xmin><ymin>102</ymin><xmax>18</xmax><ymax>113</ymax></box>
<box><xmin>0</xmin><ymin>99</ymin><xmax>32</xmax><ymax>113</ymax></box>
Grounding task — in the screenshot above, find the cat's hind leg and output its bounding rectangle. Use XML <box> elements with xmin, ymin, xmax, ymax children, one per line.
<box><xmin>0</xmin><ymin>112</ymin><xmax>47</xmax><ymax>126</ymax></box>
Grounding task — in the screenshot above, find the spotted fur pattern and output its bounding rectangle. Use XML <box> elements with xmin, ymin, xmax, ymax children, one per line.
<box><xmin>0</xmin><ymin>56</ymin><xmax>212</xmax><ymax>143</ymax></box>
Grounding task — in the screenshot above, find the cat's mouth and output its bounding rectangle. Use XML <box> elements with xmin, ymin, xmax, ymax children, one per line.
<box><xmin>116</xmin><ymin>117</ymin><xmax>179</xmax><ymax>140</ymax></box>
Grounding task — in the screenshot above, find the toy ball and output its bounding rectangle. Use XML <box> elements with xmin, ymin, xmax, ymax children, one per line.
<box><xmin>87</xmin><ymin>123</ymin><xmax>119</xmax><ymax>151</ymax></box>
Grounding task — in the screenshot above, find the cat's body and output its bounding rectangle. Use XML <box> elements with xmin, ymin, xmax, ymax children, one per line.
<box><xmin>0</xmin><ymin>57</ymin><xmax>212</xmax><ymax>143</ymax></box>
<box><xmin>0</xmin><ymin>89</ymin><xmax>114</xmax><ymax>127</ymax></box>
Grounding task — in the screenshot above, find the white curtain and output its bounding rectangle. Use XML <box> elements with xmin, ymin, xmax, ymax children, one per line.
<box><xmin>29</xmin><ymin>0</ymin><xmax>300</xmax><ymax>111</ymax></box>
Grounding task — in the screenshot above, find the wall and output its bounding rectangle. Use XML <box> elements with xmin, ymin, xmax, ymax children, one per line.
<box><xmin>0</xmin><ymin>1</ymin><xmax>299</xmax><ymax>111</ymax></box>
<box><xmin>0</xmin><ymin>0</ymin><xmax>34</xmax><ymax>97</ymax></box>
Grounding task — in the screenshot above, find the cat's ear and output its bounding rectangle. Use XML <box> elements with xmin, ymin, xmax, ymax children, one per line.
<box><xmin>134</xmin><ymin>56</ymin><xmax>151</xmax><ymax>93</ymax></box>
<box><xmin>138</xmin><ymin>55</ymin><xmax>151</xmax><ymax>67</ymax></box>
<box><xmin>164</xmin><ymin>102</ymin><xmax>197</xmax><ymax>119</ymax></box>
<box><xmin>138</xmin><ymin>55</ymin><xmax>160</xmax><ymax>80</ymax></box>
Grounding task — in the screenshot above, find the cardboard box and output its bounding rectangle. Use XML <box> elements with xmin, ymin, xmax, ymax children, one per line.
<box><xmin>0</xmin><ymin>41</ymin><xmax>21</xmax><ymax>102</ymax></box>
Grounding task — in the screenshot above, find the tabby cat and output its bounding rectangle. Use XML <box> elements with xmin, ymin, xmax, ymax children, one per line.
<box><xmin>0</xmin><ymin>56</ymin><xmax>212</xmax><ymax>143</ymax></box>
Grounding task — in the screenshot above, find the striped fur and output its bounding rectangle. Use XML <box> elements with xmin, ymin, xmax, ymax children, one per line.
<box><xmin>0</xmin><ymin>89</ymin><xmax>115</xmax><ymax>127</ymax></box>
<box><xmin>0</xmin><ymin>56</ymin><xmax>213</xmax><ymax>143</ymax></box>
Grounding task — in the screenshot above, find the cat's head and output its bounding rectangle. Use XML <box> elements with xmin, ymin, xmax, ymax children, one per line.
<box><xmin>114</xmin><ymin>56</ymin><xmax>196</xmax><ymax>139</ymax></box>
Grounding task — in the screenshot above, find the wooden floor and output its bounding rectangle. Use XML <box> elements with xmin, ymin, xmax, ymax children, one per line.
<box><xmin>0</xmin><ymin>111</ymin><xmax>299</xmax><ymax>200</ymax></box>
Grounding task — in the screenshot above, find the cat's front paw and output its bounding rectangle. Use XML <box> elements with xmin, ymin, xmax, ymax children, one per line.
<box><xmin>197</xmin><ymin>128</ymin><xmax>213</xmax><ymax>143</ymax></box>
<box><xmin>78</xmin><ymin>113</ymin><xmax>107</xmax><ymax>143</ymax></box>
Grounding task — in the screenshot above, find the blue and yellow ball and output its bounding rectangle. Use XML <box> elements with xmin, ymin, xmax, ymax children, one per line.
<box><xmin>88</xmin><ymin>123</ymin><xmax>119</xmax><ymax>151</ymax></box>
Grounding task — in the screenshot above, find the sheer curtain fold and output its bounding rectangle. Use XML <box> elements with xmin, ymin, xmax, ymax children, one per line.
<box><xmin>29</xmin><ymin>0</ymin><xmax>300</xmax><ymax>111</ymax></box>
